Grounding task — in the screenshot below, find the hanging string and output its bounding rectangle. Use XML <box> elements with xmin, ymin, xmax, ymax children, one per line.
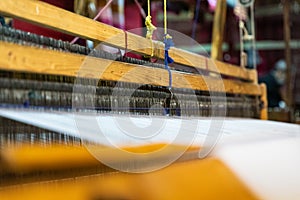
<box><xmin>134</xmin><ymin>0</ymin><xmax>146</xmax><ymax>19</ymax></box>
<box><xmin>71</xmin><ymin>0</ymin><xmax>114</xmax><ymax>44</ymax></box>
<box><xmin>147</xmin><ymin>0</ymin><xmax>151</xmax><ymax>17</ymax></box>
<box><xmin>133</xmin><ymin>0</ymin><xmax>158</xmax><ymax>62</ymax></box>
<box><xmin>145</xmin><ymin>0</ymin><xmax>156</xmax><ymax>57</ymax></box>
<box><xmin>250</xmin><ymin>3</ymin><xmax>256</xmax><ymax>69</ymax></box>
<box><xmin>163</xmin><ymin>0</ymin><xmax>174</xmax><ymax>90</ymax></box>
<box><xmin>163</xmin><ymin>0</ymin><xmax>167</xmax><ymax>35</ymax></box>
<box><xmin>192</xmin><ymin>0</ymin><xmax>201</xmax><ymax>40</ymax></box>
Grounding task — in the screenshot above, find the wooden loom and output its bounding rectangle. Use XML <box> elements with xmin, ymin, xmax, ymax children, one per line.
<box><xmin>2</xmin><ymin>1</ymin><xmax>298</xmax><ymax>200</ymax></box>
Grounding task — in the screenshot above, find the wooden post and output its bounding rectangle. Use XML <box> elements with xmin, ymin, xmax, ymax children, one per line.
<box><xmin>260</xmin><ymin>83</ymin><xmax>268</xmax><ymax>120</ymax></box>
<box><xmin>211</xmin><ymin>0</ymin><xmax>227</xmax><ymax>60</ymax></box>
<box><xmin>283</xmin><ymin>0</ymin><xmax>294</xmax><ymax>122</ymax></box>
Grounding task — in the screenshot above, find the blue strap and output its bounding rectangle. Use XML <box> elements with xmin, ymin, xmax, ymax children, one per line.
<box><xmin>164</xmin><ymin>35</ymin><xmax>174</xmax><ymax>90</ymax></box>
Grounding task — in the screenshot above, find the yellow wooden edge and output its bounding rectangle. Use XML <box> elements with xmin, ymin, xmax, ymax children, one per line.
<box><xmin>0</xmin><ymin>143</ymin><xmax>200</xmax><ymax>173</ymax></box>
<box><xmin>0</xmin><ymin>41</ymin><xmax>262</xmax><ymax>95</ymax></box>
<box><xmin>0</xmin><ymin>157</ymin><xmax>258</xmax><ymax>200</ymax></box>
<box><xmin>0</xmin><ymin>0</ymin><xmax>255</xmax><ymax>82</ymax></box>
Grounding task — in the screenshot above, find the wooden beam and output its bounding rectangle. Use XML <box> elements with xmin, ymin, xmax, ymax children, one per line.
<box><xmin>0</xmin><ymin>41</ymin><xmax>262</xmax><ymax>96</ymax></box>
<box><xmin>283</xmin><ymin>0</ymin><xmax>294</xmax><ymax>122</ymax></box>
<box><xmin>211</xmin><ymin>0</ymin><xmax>227</xmax><ymax>60</ymax></box>
<box><xmin>0</xmin><ymin>157</ymin><xmax>256</xmax><ymax>200</ymax></box>
<box><xmin>0</xmin><ymin>0</ymin><xmax>255</xmax><ymax>82</ymax></box>
<box><xmin>1</xmin><ymin>143</ymin><xmax>199</xmax><ymax>173</ymax></box>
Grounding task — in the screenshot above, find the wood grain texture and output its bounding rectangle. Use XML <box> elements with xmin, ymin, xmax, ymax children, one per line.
<box><xmin>211</xmin><ymin>0</ymin><xmax>227</xmax><ymax>60</ymax></box>
<box><xmin>0</xmin><ymin>0</ymin><xmax>255</xmax><ymax>82</ymax></box>
<box><xmin>0</xmin><ymin>41</ymin><xmax>262</xmax><ymax>95</ymax></box>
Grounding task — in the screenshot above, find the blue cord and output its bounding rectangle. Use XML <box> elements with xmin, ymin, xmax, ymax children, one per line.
<box><xmin>164</xmin><ymin>34</ymin><xmax>174</xmax><ymax>90</ymax></box>
<box><xmin>192</xmin><ymin>0</ymin><xmax>201</xmax><ymax>40</ymax></box>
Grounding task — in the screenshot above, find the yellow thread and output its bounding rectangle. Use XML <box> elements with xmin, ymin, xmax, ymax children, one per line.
<box><xmin>165</xmin><ymin>33</ymin><xmax>172</xmax><ymax>39</ymax></box>
<box><xmin>163</xmin><ymin>0</ymin><xmax>172</xmax><ymax>41</ymax></box>
<box><xmin>147</xmin><ymin>0</ymin><xmax>150</xmax><ymax>16</ymax></box>
<box><xmin>145</xmin><ymin>0</ymin><xmax>156</xmax><ymax>57</ymax></box>
<box><xmin>164</xmin><ymin>0</ymin><xmax>167</xmax><ymax>35</ymax></box>
<box><xmin>145</xmin><ymin>16</ymin><xmax>156</xmax><ymax>39</ymax></box>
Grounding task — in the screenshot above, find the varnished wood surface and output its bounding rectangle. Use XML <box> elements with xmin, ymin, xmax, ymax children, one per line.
<box><xmin>0</xmin><ymin>157</ymin><xmax>257</xmax><ymax>200</ymax></box>
<box><xmin>211</xmin><ymin>0</ymin><xmax>227</xmax><ymax>60</ymax></box>
<box><xmin>0</xmin><ymin>0</ymin><xmax>256</xmax><ymax>82</ymax></box>
<box><xmin>0</xmin><ymin>41</ymin><xmax>262</xmax><ymax>95</ymax></box>
<box><xmin>0</xmin><ymin>143</ymin><xmax>199</xmax><ymax>173</ymax></box>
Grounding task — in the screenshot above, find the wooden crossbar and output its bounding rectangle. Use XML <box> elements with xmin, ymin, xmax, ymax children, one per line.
<box><xmin>0</xmin><ymin>41</ymin><xmax>262</xmax><ymax>95</ymax></box>
<box><xmin>0</xmin><ymin>0</ymin><xmax>256</xmax><ymax>82</ymax></box>
<box><xmin>0</xmin><ymin>157</ymin><xmax>257</xmax><ymax>200</ymax></box>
